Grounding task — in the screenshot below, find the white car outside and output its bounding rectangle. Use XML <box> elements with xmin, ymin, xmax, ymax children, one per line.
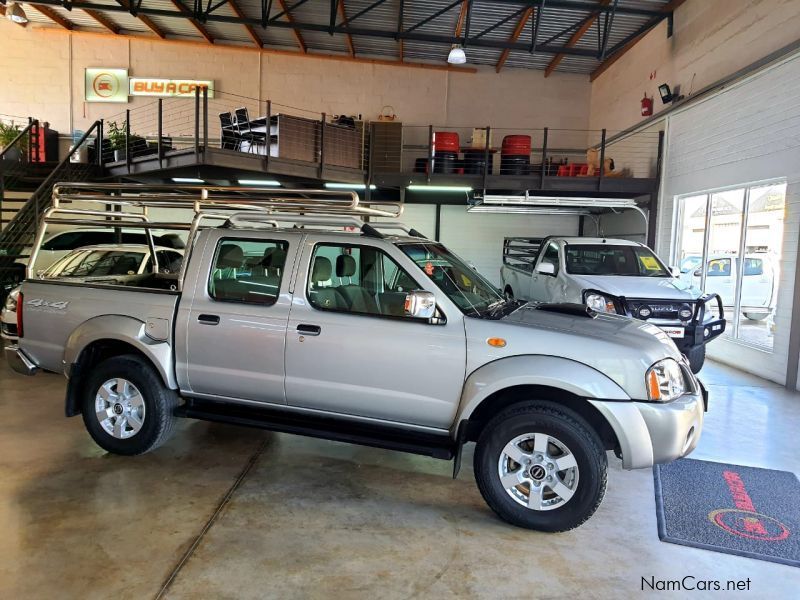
<box><xmin>680</xmin><ymin>254</ymin><xmax>777</xmax><ymax>321</ymax></box>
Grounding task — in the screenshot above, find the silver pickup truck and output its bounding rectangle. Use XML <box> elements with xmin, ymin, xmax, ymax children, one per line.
<box><xmin>5</xmin><ymin>184</ymin><xmax>707</xmax><ymax>532</ymax></box>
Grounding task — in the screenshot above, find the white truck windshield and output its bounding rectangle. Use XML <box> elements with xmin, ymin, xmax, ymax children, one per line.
<box><xmin>565</xmin><ymin>245</ymin><xmax>669</xmax><ymax>277</ymax></box>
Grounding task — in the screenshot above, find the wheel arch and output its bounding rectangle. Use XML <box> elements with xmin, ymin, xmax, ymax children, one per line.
<box><xmin>456</xmin><ymin>355</ymin><xmax>633</xmax><ymax>456</ymax></box>
<box><xmin>63</xmin><ymin>316</ymin><xmax>176</xmax><ymax>417</ymax></box>
<box><xmin>462</xmin><ymin>385</ymin><xmax>620</xmax><ymax>453</ymax></box>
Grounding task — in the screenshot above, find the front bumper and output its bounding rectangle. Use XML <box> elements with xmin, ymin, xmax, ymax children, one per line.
<box><xmin>634</xmin><ymin>386</ymin><xmax>705</xmax><ymax>465</ymax></box>
<box><xmin>4</xmin><ymin>344</ymin><xmax>38</xmax><ymax>376</ymax></box>
<box><xmin>589</xmin><ymin>382</ymin><xmax>705</xmax><ymax>470</ymax></box>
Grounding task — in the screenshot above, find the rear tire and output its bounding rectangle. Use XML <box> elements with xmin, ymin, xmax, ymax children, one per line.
<box><xmin>81</xmin><ymin>354</ymin><xmax>178</xmax><ymax>455</ymax></box>
<box><xmin>474</xmin><ymin>401</ymin><xmax>607</xmax><ymax>532</ymax></box>
<box><xmin>685</xmin><ymin>345</ymin><xmax>705</xmax><ymax>374</ymax></box>
<box><xmin>743</xmin><ymin>312</ymin><xmax>768</xmax><ymax>321</ymax></box>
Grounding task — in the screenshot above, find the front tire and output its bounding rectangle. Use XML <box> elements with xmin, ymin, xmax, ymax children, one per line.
<box><xmin>81</xmin><ymin>354</ymin><xmax>178</xmax><ymax>455</ymax></box>
<box><xmin>474</xmin><ymin>401</ymin><xmax>607</xmax><ymax>532</ymax></box>
<box><xmin>685</xmin><ymin>344</ymin><xmax>705</xmax><ymax>373</ymax></box>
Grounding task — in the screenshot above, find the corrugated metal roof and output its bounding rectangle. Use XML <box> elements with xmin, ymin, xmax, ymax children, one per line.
<box><xmin>20</xmin><ymin>0</ymin><xmax>676</xmax><ymax>74</ymax></box>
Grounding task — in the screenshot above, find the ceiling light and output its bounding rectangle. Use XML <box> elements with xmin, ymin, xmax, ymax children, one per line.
<box><xmin>467</xmin><ymin>206</ymin><xmax>591</xmax><ymax>215</ymax></box>
<box><xmin>7</xmin><ymin>3</ymin><xmax>28</xmax><ymax>24</ymax></box>
<box><xmin>238</xmin><ymin>179</ymin><xmax>281</xmax><ymax>186</ymax></box>
<box><xmin>407</xmin><ymin>185</ymin><xmax>472</xmax><ymax>192</ymax></box>
<box><xmin>447</xmin><ymin>45</ymin><xmax>466</xmax><ymax>65</ymax></box>
<box><xmin>172</xmin><ymin>177</ymin><xmax>204</xmax><ymax>183</ymax></box>
<box><xmin>324</xmin><ymin>182</ymin><xmax>376</xmax><ymax>190</ymax></box>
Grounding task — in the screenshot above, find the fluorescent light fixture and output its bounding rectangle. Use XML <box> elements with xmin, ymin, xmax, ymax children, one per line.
<box><xmin>7</xmin><ymin>3</ymin><xmax>28</xmax><ymax>24</ymax></box>
<box><xmin>468</xmin><ymin>206</ymin><xmax>591</xmax><ymax>216</ymax></box>
<box><xmin>324</xmin><ymin>182</ymin><xmax>377</xmax><ymax>190</ymax></box>
<box><xmin>238</xmin><ymin>179</ymin><xmax>281</xmax><ymax>186</ymax></box>
<box><xmin>171</xmin><ymin>177</ymin><xmax>204</xmax><ymax>183</ymax></box>
<box><xmin>407</xmin><ymin>185</ymin><xmax>473</xmax><ymax>192</ymax></box>
<box><xmin>481</xmin><ymin>194</ymin><xmax>637</xmax><ymax>209</ymax></box>
<box><xmin>447</xmin><ymin>45</ymin><xmax>466</xmax><ymax>65</ymax></box>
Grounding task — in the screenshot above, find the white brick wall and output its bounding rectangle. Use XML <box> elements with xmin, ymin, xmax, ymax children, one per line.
<box><xmin>657</xmin><ymin>52</ymin><xmax>800</xmax><ymax>386</ymax></box>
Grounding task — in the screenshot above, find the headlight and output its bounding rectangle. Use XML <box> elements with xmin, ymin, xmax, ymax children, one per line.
<box><xmin>646</xmin><ymin>358</ymin><xmax>686</xmax><ymax>402</ymax></box>
<box><xmin>584</xmin><ymin>291</ymin><xmax>618</xmax><ymax>314</ymax></box>
<box><xmin>3</xmin><ymin>289</ymin><xmax>19</xmax><ymax>313</ymax></box>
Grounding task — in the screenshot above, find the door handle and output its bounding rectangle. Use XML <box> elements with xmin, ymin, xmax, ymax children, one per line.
<box><xmin>197</xmin><ymin>314</ymin><xmax>220</xmax><ymax>325</ymax></box>
<box><xmin>297</xmin><ymin>324</ymin><xmax>321</xmax><ymax>336</ymax></box>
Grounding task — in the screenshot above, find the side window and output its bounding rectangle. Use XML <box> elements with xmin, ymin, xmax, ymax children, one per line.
<box><xmin>308</xmin><ymin>244</ymin><xmax>421</xmax><ymax>317</ymax></box>
<box><xmin>541</xmin><ymin>243</ymin><xmax>560</xmax><ymax>275</ymax></box>
<box><xmin>208</xmin><ymin>239</ymin><xmax>288</xmax><ymax>305</ymax></box>
<box><xmin>743</xmin><ymin>258</ymin><xmax>763</xmax><ymax>276</ymax></box>
<box><xmin>707</xmin><ymin>258</ymin><xmax>731</xmax><ymax>277</ymax></box>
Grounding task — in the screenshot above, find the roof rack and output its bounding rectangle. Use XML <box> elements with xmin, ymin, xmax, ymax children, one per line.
<box><xmin>51</xmin><ymin>183</ymin><xmax>403</xmax><ymax>218</ymax></box>
<box><xmin>29</xmin><ymin>183</ymin><xmax>406</xmax><ymax>284</ymax></box>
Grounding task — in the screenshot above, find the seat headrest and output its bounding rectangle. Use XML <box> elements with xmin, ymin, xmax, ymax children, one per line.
<box><xmin>336</xmin><ymin>255</ymin><xmax>356</xmax><ymax>278</ymax></box>
<box><xmin>267</xmin><ymin>248</ymin><xmax>287</xmax><ymax>269</ymax></box>
<box><xmin>312</xmin><ymin>257</ymin><xmax>332</xmax><ymax>283</ymax></box>
<box><xmin>217</xmin><ymin>245</ymin><xmax>244</xmax><ymax>268</ymax></box>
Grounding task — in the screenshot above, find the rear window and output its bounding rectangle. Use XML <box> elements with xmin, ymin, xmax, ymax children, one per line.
<box><xmin>41</xmin><ymin>230</ymin><xmax>183</xmax><ymax>251</ymax></box>
<box><xmin>209</xmin><ymin>239</ymin><xmax>289</xmax><ymax>305</ymax></box>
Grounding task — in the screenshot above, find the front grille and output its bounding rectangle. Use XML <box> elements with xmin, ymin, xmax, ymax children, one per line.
<box><xmin>626</xmin><ymin>299</ymin><xmax>693</xmax><ymax>321</ymax></box>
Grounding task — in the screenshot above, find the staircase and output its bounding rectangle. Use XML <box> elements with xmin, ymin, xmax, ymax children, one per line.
<box><xmin>0</xmin><ymin>121</ymin><xmax>102</xmax><ymax>297</ymax></box>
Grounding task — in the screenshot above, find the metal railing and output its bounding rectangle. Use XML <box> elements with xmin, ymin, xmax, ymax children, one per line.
<box><xmin>94</xmin><ymin>90</ymin><xmax>662</xmax><ymax>192</ymax></box>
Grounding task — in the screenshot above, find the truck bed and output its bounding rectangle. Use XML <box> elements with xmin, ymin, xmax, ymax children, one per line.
<box><xmin>18</xmin><ymin>279</ymin><xmax>179</xmax><ymax>374</ymax></box>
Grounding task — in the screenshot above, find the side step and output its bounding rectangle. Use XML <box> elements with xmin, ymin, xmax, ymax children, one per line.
<box><xmin>175</xmin><ymin>398</ymin><xmax>456</xmax><ymax>460</ymax></box>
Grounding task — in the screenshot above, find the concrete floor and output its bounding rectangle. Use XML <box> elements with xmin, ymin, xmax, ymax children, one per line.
<box><xmin>1</xmin><ymin>359</ymin><xmax>799</xmax><ymax>599</ymax></box>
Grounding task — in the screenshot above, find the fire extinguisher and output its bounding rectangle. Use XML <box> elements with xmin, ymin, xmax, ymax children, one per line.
<box><xmin>641</xmin><ymin>93</ymin><xmax>653</xmax><ymax>117</ymax></box>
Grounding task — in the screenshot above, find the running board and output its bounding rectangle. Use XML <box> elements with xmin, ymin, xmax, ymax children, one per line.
<box><xmin>175</xmin><ymin>399</ymin><xmax>456</xmax><ymax>460</ymax></box>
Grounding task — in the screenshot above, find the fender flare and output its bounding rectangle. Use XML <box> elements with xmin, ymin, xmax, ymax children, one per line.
<box><xmin>64</xmin><ymin>314</ymin><xmax>177</xmax><ymax>390</ymax></box>
<box><xmin>455</xmin><ymin>355</ymin><xmax>654</xmax><ymax>470</ymax></box>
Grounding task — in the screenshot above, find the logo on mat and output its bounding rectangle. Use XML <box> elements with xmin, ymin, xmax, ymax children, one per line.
<box><xmin>708</xmin><ymin>470</ymin><xmax>790</xmax><ymax>542</ymax></box>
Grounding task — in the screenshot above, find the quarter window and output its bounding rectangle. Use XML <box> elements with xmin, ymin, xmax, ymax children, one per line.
<box><xmin>307</xmin><ymin>244</ymin><xmax>421</xmax><ymax>317</ymax></box>
<box><xmin>209</xmin><ymin>239</ymin><xmax>288</xmax><ymax>305</ymax></box>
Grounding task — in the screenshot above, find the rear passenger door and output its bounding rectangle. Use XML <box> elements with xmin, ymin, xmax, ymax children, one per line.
<box><xmin>181</xmin><ymin>232</ymin><xmax>297</xmax><ymax>404</ymax></box>
<box><xmin>284</xmin><ymin>237</ymin><xmax>466</xmax><ymax>429</ymax></box>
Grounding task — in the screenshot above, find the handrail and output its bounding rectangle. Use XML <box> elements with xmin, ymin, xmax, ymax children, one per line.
<box><xmin>0</xmin><ymin>118</ymin><xmax>36</xmax><ymax>161</ymax></box>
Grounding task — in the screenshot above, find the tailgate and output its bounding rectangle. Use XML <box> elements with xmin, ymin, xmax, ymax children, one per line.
<box><xmin>18</xmin><ymin>281</ymin><xmax>179</xmax><ymax>373</ymax></box>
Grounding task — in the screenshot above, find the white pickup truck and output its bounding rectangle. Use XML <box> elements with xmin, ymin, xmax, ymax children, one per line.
<box><xmin>501</xmin><ymin>237</ymin><xmax>726</xmax><ymax>373</ymax></box>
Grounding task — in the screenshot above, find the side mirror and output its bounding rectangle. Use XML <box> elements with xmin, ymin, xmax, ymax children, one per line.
<box><xmin>404</xmin><ymin>290</ymin><xmax>436</xmax><ymax>320</ymax></box>
<box><xmin>36</xmin><ymin>269</ymin><xmax>45</xmax><ymax>279</ymax></box>
<box><xmin>669</xmin><ymin>266</ymin><xmax>681</xmax><ymax>277</ymax></box>
<box><xmin>537</xmin><ymin>262</ymin><xmax>556</xmax><ymax>276</ymax></box>
<box><xmin>693</xmin><ymin>267</ymin><xmax>702</xmax><ymax>277</ymax></box>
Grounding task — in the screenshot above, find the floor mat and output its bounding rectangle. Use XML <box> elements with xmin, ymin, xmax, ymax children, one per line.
<box><xmin>654</xmin><ymin>458</ymin><xmax>800</xmax><ymax>567</ymax></box>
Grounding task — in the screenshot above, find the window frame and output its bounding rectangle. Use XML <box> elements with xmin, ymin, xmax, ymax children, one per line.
<box><xmin>207</xmin><ymin>237</ymin><xmax>290</xmax><ymax>307</ymax></box>
<box><xmin>305</xmin><ymin>242</ymin><xmax>429</xmax><ymax>322</ymax></box>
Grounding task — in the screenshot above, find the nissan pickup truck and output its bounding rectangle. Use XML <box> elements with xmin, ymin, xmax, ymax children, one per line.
<box><xmin>6</xmin><ymin>214</ymin><xmax>707</xmax><ymax>532</ymax></box>
<box><xmin>501</xmin><ymin>236</ymin><xmax>726</xmax><ymax>373</ymax></box>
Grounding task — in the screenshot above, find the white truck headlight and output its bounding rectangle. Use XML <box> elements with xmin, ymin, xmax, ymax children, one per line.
<box><xmin>646</xmin><ymin>358</ymin><xmax>686</xmax><ymax>402</ymax></box>
<box><xmin>585</xmin><ymin>291</ymin><xmax>618</xmax><ymax>314</ymax></box>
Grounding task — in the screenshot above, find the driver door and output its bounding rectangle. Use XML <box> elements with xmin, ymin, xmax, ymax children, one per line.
<box><xmin>284</xmin><ymin>236</ymin><xmax>466</xmax><ymax>429</ymax></box>
<box><xmin>528</xmin><ymin>241</ymin><xmax>563</xmax><ymax>302</ymax></box>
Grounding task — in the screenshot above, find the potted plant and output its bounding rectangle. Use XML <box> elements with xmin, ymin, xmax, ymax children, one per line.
<box><xmin>107</xmin><ymin>120</ymin><xmax>128</xmax><ymax>161</ymax></box>
<box><xmin>0</xmin><ymin>121</ymin><xmax>28</xmax><ymax>162</ymax></box>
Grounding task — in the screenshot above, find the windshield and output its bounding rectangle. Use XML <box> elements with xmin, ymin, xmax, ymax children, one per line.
<box><xmin>400</xmin><ymin>243</ymin><xmax>504</xmax><ymax>315</ymax></box>
<box><xmin>565</xmin><ymin>244</ymin><xmax>669</xmax><ymax>277</ymax></box>
<box><xmin>45</xmin><ymin>250</ymin><xmax>147</xmax><ymax>278</ymax></box>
